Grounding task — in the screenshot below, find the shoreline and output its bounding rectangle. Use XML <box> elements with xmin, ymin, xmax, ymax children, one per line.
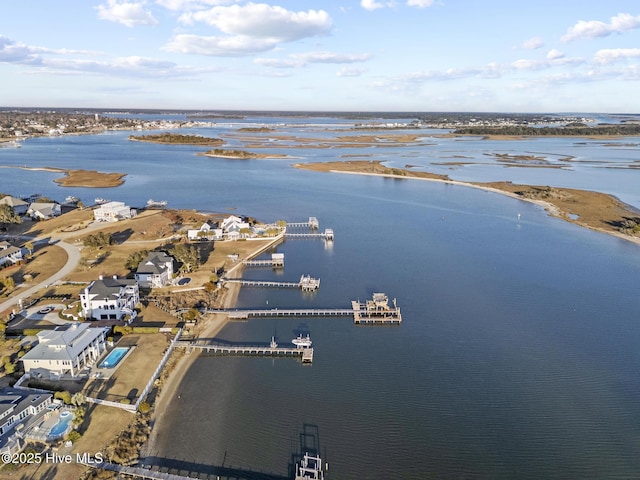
<box><xmin>294</xmin><ymin>163</ymin><xmax>640</xmax><ymax>247</ymax></box>
<box><xmin>0</xmin><ymin>165</ymin><xmax>126</xmax><ymax>187</ymax></box>
<box><xmin>142</xmin><ymin>234</ymin><xmax>285</xmax><ymax>459</ymax></box>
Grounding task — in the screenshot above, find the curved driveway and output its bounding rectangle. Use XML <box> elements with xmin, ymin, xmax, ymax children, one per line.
<box><xmin>0</xmin><ymin>237</ymin><xmax>81</xmax><ymax>315</ymax></box>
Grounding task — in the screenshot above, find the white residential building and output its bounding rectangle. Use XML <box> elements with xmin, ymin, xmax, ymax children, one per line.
<box><xmin>0</xmin><ymin>388</ymin><xmax>52</xmax><ymax>454</ymax></box>
<box><xmin>0</xmin><ymin>196</ymin><xmax>29</xmax><ymax>216</ymax></box>
<box><xmin>80</xmin><ymin>276</ymin><xmax>139</xmax><ymax>320</ymax></box>
<box><xmin>20</xmin><ymin>323</ymin><xmax>109</xmax><ymax>378</ymax></box>
<box><xmin>221</xmin><ymin>215</ymin><xmax>250</xmax><ymax>239</ymax></box>
<box><xmin>93</xmin><ymin>201</ymin><xmax>135</xmax><ymax>222</ymax></box>
<box><xmin>134</xmin><ymin>251</ymin><xmax>175</xmax><ymax>288</ymax></box>
<box><xmin>26</xmin><ymin>202</ymin><xmax>61</xmax><ymax>220</ymax></box>
<box><xmin>0</xmin><ymin>241</ymin><xmax>25</xmax><ymax>267</ymax></box>
<box><xmin>187</xmin><ymin>222</ymin><xmax>222</xmax><ymax>241</ymax></box>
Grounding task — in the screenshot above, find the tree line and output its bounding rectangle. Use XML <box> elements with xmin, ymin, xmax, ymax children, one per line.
<box><xmin>453</xmin><ymin>124</ymin><xmax>640</xmax><ymax>136</ymax></box>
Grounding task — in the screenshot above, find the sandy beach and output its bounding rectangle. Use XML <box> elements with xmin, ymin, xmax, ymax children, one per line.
<box><xmin>142</xmin><ymin>234</ymin><xmax>285</xmax><ymax>458</ymax></box>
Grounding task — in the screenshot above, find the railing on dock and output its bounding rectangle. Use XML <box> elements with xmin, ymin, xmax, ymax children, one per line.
<box><xmin>222</xmin><ymin>274</ymin><xmax>319</xmax><ymax>290</ymax></box>
<box><xmin>176</xmin><ymin>341</ymin><xmax>313</xmax><ymax>362</ymax></box>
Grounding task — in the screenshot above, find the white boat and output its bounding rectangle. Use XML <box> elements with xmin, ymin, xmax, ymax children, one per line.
<box><xmin>292</xmin><ymin>334</ymin><xmax>312</xmax><ymax>348</ymax></box>
<box><xmin>65</xmin><ymin>196</ymin><xmax>79</xmax><ymax>204</ymax></box>
<box><xmin>94</xmin><ymin>197</ymin><xmax>109</xmax><ymax>204</ymax></box>
<box><xmin>270</xmin><ymin>336</ymin><xmax>278</xmax><ymax>349</ymax></box>
<box><xmin>147</xmin><ymin>199</ymin><xmax>168</xmax><ymax>208</ymax></box>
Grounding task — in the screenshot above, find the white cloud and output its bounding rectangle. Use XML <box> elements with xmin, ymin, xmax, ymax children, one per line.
<box><xmin>562</xmin><ymin>13</ymin><xmax>640</xmax><ymax>42</ymax></box>
<box><xmin>180</xmin><ymin>3</ymin><xmax>332</xmax><ymax>41</ymax></box>
<box><xmin>97</xmin><ymin>0</ymin><xmax>159</xmax><ymax>27</ymax></box>
<box><xmin>255</xmin><ymin>51</ymin><xmax>372</xmax><ymax>68</ymax></box>
<box><xmin>360</xmin><ymin>0</ymin><xmax>386</xmax><ymax>10</ymax></box>
<box><xmin>154</xmin><ymin>0</ymin><xmax>236</xmax><ymax>11</ymax></box>
<box><xmin>337</xmin><ymin>67</ymin><xmax>366</xmax><ymax>77</ymax></box>
<box><xmin>164</xmin><ymin>34</ymin><xmax>277</xmax><ymax>56</ymax></box>
<box><xmin>546</xmin><ymin>49</ymin><xmax>565</xmax><ymax>60</ymax></box>
<box><xmin>407</xmin><ymin>0</ymin><xmax>434</xmax><ymax>7</ymax></box>
<box><xmin>593</xmin><ymin>48</ymin><xmax>640</xmax><ymax>65</ymax></box>
<box><xmin>518</xmin><ymin>37</ymin><xmax>544</xmax><ymax>50</ymax></box>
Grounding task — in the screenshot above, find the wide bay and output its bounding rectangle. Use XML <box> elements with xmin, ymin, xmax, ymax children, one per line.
<box><xmin>2</xmin><ymin>118</ymin><xmax>640</xmax><ymax>478</ymax></box>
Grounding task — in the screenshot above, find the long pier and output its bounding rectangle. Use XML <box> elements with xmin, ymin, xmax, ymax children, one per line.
<box><xmin>286</xmin><ymin>228</ymin><xmax>334</xmax><ymax>240</ymax></box>
<box><xmin>223</xmin><ymin>308</ymin><xmax>355</xmax><ymax>319</ymax></box>
<box><xmin>286</xmin><ymin>217</ymin><xmax>319</xmax><ymax>229</ymax></box>
<box><xmin>244</xmin><ymin>253</ymin><xmax>284</xmax><ymax>268</ymax></box>
<box><xmin>223</xmin><ymin>274</ymin><xmax>320</xmax><ymax>291</ymax></box>
<box><xmin>176</xmin><ymin>341</ymin><xmax>314</xmax><ymax>362</ymax></box>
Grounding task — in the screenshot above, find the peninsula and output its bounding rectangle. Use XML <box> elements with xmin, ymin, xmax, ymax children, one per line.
<box><xmin>294</xmin><ymin>160</ymin><xmax>640</xmax><ymax>244</ymax></box>
<box><xmin>128</xmin><ymin>132</ymin><xmax>224</xmax><ymax>146</ymax></box>
<box><xmin>0</xmin><ymin>166</ymin><xmax>126</xmax><ymax>187</ymax></box>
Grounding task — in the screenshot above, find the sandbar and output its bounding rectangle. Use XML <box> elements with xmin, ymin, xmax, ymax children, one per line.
<box><xmin>0</xmin><ymin>165</ymin><xmax>126</xmax><ymax>187</ymax></box>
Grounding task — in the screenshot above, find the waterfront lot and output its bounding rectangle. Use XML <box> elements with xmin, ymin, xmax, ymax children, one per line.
<box><xmin>82</xmin><ymin>333</ymin><xmax>169</xmax><ymax>404</ymax></box>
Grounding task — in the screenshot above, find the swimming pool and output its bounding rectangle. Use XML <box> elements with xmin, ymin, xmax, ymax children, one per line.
<box><xmin>99</xmin><ymin>347</ymin><xmax>130</xmax><ymax>369</ymax></box>
<box><xmin>49</xmin><ymin>411</ymin><xmax>73</xmax><ymax>438</ymax></box>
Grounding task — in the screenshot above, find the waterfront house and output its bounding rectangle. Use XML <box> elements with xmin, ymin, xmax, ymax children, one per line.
<box><xmin>20</xmin><ymin>323</ymin><xmax>109</xmax><ymax>378</ymax></box>
<box><xmin>0</xmin><ymin>388</ymin><xmax>52</xmax><ymax>455</ymax></box>
<box><xmin>26</xmin><ymin>202</ymin><xmax>61</xmax><ymax>220</ymax></box>
<box><xmin>221</xmin><ymin>215</ymin><xmax>251</xmax><ymax>239</ymax></box>
<box><xmin>187</xmin><ymin>222</ymin><xmax>222</xmax><ymax>241</ymax></box>
<box><xmin>80</xmin><ymin>276</ymin><xmax>139</xmax><ymax>320</ymax></box>
<box><xmin>93</xmin><ymin>201</ymin><xmax>136</xmax><ymax>222</ymax></box>
<box><xmin>0</xmin><ymin>241</ymin><xmax>26</xmax><ymax>267</ymax></box>
<box><xmin>0</xmin><ymin>196</ymin><xmax>29</xmax><ymax>216</ymax></box>
<box><xmin>134</xmin><ymin>251</ymin><xmax>175</xmax><ymax>288</ymax></box>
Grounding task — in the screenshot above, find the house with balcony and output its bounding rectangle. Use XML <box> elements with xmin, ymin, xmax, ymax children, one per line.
<box><xmin>134</xmin><ymin>251</ymin><xmax>175</xmax><ymax>288</ymax></box>
<box><xmin>20</xmin><ymin>323</ymin><xmax>109</xmax><ymax>378</ymax></box>
<box><xmin>93</xmin><ymin>201</ymin><xmax>136</xmax><ymax>222</ymax></box>
<box><xmin>0</xmin><ymin>388</ymin><xmax>52</xmax><ymax>455</ymax></box>
<box><xmin>0</xmin><ymin>241</ymin><xmax>26</xmax><ymax>267</ymax></box>
<box><xmin>80</xmin><ymin>276</ymin><xmax>139</xmax><ymax>320</ymax></box>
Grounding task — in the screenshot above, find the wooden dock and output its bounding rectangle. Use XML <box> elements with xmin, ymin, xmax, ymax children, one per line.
<box><xmin>286</xmin><ymin>228</ymin><xmax>334</xmax><ymax>240</ymax></box>
<box><xmin>286</xmin><ymin>217</ymin><xmax>319</xmax><ymax>229</ymax></box>
<box><xmin>176</xmin><ymin>341</ymin><xmax>314</xmax><ymax>362</ymax></box>
<box><xmin>223</xmin><ymin>274</ymin><xmax>320</xmax><ymax>291</ymax></box>
<box><xmin>222</xmin><ymin>308</ymin><xmax>355</xmax><ymax>319</ymax></box>
<box><xmin>244</xmin><ymin>252</ymin><xmax>284</xmax><ymax>268</ymax></box>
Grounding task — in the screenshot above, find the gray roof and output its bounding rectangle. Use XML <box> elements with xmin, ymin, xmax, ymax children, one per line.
<box><xmin>0</xmin><ymin>196</ymin><xmax>28</xmax><ymax>208</ymax></box>
<box><xmin>136</xmin><ymin>251</ymin><xmax>174</xmax><ymax>275</ymax></box>
<box><xmin>0</xmin><ymin>388</ymin><xmax>51</xmax><ymax>425</ymax></box>
<box><xmin>21</xmin><ymin>323</ymin><xmax>108</xmax><ymax>363</ymax></box>
<box><xmin>0</xmin><ymin>246</ymin><xmax>21</xmax><ymax>260</ymax></box>
<box><xmin>87</xmin><ymin>277</ymin><xmax>137</xmax><ymax>300</ymax></box>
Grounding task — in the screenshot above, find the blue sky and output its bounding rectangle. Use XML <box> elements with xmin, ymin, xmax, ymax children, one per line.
<box><xmin>1</xmin><ymin>1</ymin><xmax>640</xmax><ymax>112</ymax></box>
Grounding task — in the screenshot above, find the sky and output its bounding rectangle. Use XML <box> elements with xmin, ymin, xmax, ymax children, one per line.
<box><xmin>1</xmin><ymin>1</ymin><xmax>640</xmax><ymax>112</ymax></box>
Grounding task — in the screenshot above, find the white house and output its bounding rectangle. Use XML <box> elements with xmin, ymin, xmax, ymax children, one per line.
<box><xmin>80</xmin><ymin>276</ymin><xmax>139</xmax><ymax>320</ymax></box>
<box><xmin>134</xmin><ymin>251</ymin><xmax>175</xmax><ymax>288</ymax></box>
<box><xmin>0</xmin><ymin>196</ymin><xmax>29</xmax><ymax>216</ymax></box>
<box><xmin>0</xmin><ymin>241</ymin><xmax>25</xmax><ymax>267</ymax></box>
<box><xmin>221</xmin><ymin>215</ymin><xmax>250</xmax><ymax>239</ymax></box>
<box><xmin>26</xmin><ymin>202</ymin><xmax>61</xmax><ymax>220</ymax></box>
<box><xmin>93</xmin><ymin>201</ymin><xmax>135</xmax><ymax>222</ymax></box>
<box><xmin>187</xmin><ymin>222</ymin><xmax>222</xmax><ymax>241</ymax></box>
<box><xmin>0</xmin><ymin>388</ymin><xmax>52</xmax><ymax>454</ymax></box>
<box><xmin>20</xmin><ymin>323</ymin><xmax>109</xmax><ymax>378</ymax></box>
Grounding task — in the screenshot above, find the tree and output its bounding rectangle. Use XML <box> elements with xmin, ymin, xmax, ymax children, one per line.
<box><xmin>0</xmin><ymin>204</ymin><xmax>21</xmax><ymax>230</ymax></box>
<box><xmin>172</xmin><ymin>244</ymin><xmax>200</xmax><ymax>273</ymax></box>
<box><xmin>125</xmin><ymin>249</ymin><xmax>149</xmax><ymax>271</ymax></box>
<box><xmin>24</xmin><ymin>241</ymin><xmax>34</xmax><ymax>257</ymax></box>
<box><xmin>0</xmin><ymin>277</ymin><xmax>15</xmax><ymax>292</ymax></box>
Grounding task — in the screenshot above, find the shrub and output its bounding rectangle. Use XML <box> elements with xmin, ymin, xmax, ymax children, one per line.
<box><xmin>54</xmin><ymin>390</ymin><xmax>72</xmax><ymax>404</ymax></box>
<box><xmin>67</xmin><ymin>431</ymin><xmax>81</xmax><ymax>443</ymax></box>
<box><xmin>3</xmin><ymin>362</ymin><xmax>15</xmax><ymax>374</ymax></box>
<box><xmin>138</xmin><ymin>401</ymin><xmax>151</xmax><ymax>414</ymax></box>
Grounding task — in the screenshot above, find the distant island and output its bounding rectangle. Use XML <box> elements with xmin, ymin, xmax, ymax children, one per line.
<box><xmin>0</xmin><ymin>166</ymin><xmax>126</xmax><ymax>187</ymax></box>
<box><xmin>128</xmin><ymin>132</ymin><xmax>224</xmax><ymax>146</ymax></box>
<box><xmin>453</xmin><ymin>124</ymin><xmax>640</xmax><ymax>137</ymax></box>
<box><xmin>199</xmin><ymin>148</ymin><xmax>288</xmax><ymax>159</ymax></box>
<box><xmin>237</xmin><ymin>127</ymin><xmax>275</xmax><ymax>133</ymax></box>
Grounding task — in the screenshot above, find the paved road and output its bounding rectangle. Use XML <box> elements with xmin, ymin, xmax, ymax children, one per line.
<box><xmin>0</xmin><ymin>237</ymin><xmax>81</xmax><ymax>315</ymax></box>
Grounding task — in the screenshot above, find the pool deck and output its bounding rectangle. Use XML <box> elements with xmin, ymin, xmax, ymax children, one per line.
<box><xmin>89</xmin><ymin>345</ymin><xmax>137</xmax><ymax>380</ymax></box>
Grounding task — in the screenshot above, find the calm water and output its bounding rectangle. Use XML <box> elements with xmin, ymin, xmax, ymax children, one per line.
<box><xmin>2</xmin><ymin>117</ymin><xmax>640</xmax><ymax>479</ymax></box>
